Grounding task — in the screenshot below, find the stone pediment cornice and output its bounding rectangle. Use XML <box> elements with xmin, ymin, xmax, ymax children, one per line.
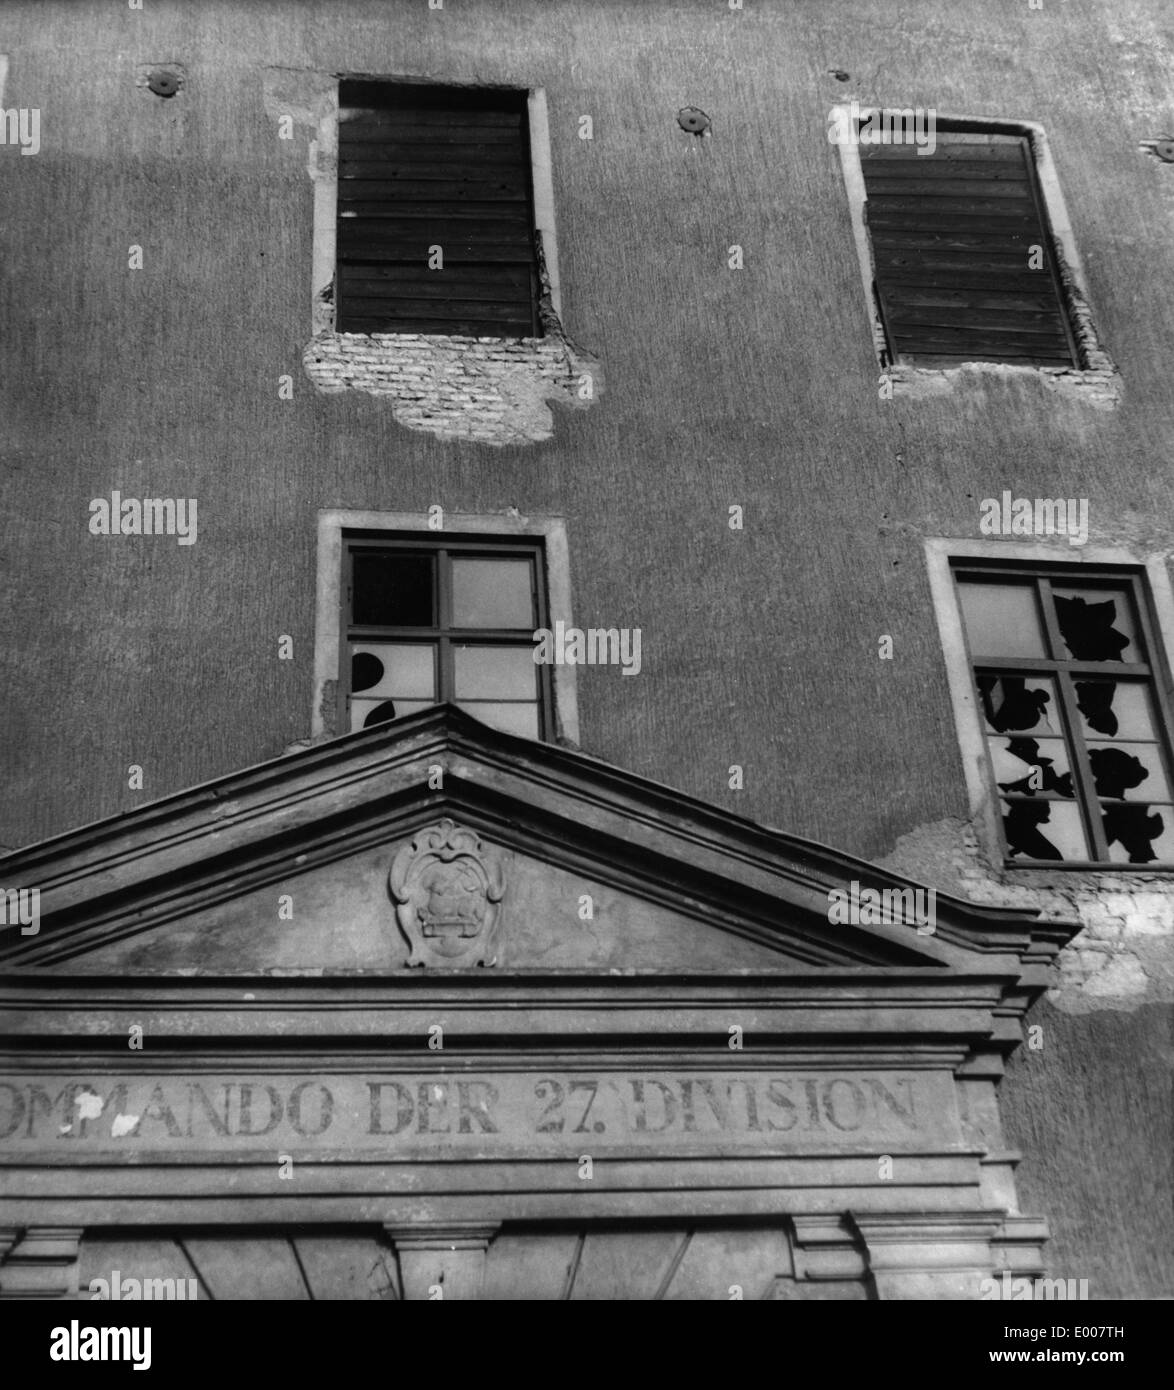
<box><xmin>0</xmin><ymin>706</ymin><xmax>1077</xmax><ymax>990</ymax></box>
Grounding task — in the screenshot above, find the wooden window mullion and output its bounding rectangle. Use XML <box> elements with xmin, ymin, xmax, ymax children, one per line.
<box><xmin>340</xmin><ymin>543</ymin><xmax>356</xmax><ymax>735</ymax></box>
<box><xmin>436</xmin><ymin>548</ymin><xmax>454</xmax><ymax>705</ymax></box>
<box><xmin>1056</xmin><ymin>667</ymin><xmax>1110</xmax><ymax>860</ymax></box>
<box><xmin>1037</xmin><ymin>576</ymin><xmax>1065</xmax><ymax>661</ymax></box>
<box><xmin>1039</xmin><ymin>578</ymin><xmax>1106</xmax><ymax>859</ymax></box>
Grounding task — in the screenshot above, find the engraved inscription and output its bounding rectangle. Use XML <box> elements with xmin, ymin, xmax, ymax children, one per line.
<box><xmin>0</xmin><ymin>1071</ymin><xmax>939</xmax><ymax>1151</ymax></box>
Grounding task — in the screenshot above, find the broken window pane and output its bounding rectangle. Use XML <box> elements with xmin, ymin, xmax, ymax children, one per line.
<box><xmin>976</xmin><ymin>674</ymin><xmax>1060</xmax><ymax>735</ymax></box>
<box><xmin>958</xmin><ymin>583</ymin><xmax>1046</xmax><ymax>659</ymax></box>
<box><xmin>1086</xmin><ymin>742</ymin><xmax>1171</xmax><ymax>802</ymax></box>
<box><xmin>352</xmin><ymin>552</ymin><xmax>434</xmax><ymax>627</ymax></box>
<box><xmin>1051</xmin><ymin>587</ymin><xmax>1137</xmax><ymax>663</ymax></box>
<box><xmin>989</xmin><ymin>736</ymin><xmax>1074</xmax><ymax>797</ymax></box>
<box><xmin>451</xmin><ymin>558</ymin><xmax>534</xmax><ymax>629</ymax></box>
<box><xmin>1073</xmin><ymin>679</ymin><xmax>1156</xmax><ymax>740</ymax></box>
<box><xmin>1001</xmin><ymin>799</ymin><xmax>1089</xmax><ymax>861</ymax></box>
<box><xmin>456</xmin><ymin>701</ymin><xmax>539</xmax><ymax>738</ymax></box>
<box><xmin>453</xmin><ymin>645</ymin><xmax>536</xmax><ymax>701</ymax></box>
<box><xmin>349</xmin><ymin>696</ymin><xmax>434</xmax><ymax>732</ymax></box>
<box><xmin>959</xmin><ymin>567</ymin><xmax>1174</xmax><ymax>866</ymax></box>
<box><xmin>1103</xmin><ymin>803</ymin><xmax>1173</xmax><ymax>864</ymax></box>
<box><xmin>349</xmin><ymin>643</ymin><xmax>436</xmax><ymax>699</ymax></box>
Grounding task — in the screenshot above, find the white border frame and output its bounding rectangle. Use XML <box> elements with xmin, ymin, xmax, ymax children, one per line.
<box><xmin>310</xmin><ymin>84</ymin><xmax>560</xmax><ymax>334</ymax></box>
<box><xmin>314</xmin><ymin>510</ymin><xmax>579</xmax><ymax>744</ymax></box>
<box><xmin>925</xmin><ymin>536</ymin><xmax>1174</xmax><ymax>863</ymax></box>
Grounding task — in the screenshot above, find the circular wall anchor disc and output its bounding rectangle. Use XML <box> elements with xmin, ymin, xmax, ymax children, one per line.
<box><xmin>148</xmin><ymin>70</ymin><xmax>180</xmax><ymax>98</ymax></box>
<box><xmin>677</xmin><ymin>107</ymin><xmax>711</xmax><ymax>135</ymax></box>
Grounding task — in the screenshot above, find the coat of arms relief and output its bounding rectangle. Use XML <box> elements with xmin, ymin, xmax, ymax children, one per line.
<box><xmin>389</xmin><ymin>819</ymin><xmax>505</xmax><ymax>967</ymax></box>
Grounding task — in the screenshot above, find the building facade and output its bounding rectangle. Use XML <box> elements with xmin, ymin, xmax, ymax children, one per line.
<box><xmin>1</xmin><ymin>0</ymin><xmax>1171</xmax><ymax>1299</ymax></box>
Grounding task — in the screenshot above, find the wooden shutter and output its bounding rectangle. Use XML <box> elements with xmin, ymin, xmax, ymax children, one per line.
<box><xmin>336</xmin><ymin>82</ymin><xmax>539</xmax><ymax>336</ymax></box>
<box><xmin>860</xmin><ymin>129</ymin><xmax>1078</xmax><ymax>368</ymax></box>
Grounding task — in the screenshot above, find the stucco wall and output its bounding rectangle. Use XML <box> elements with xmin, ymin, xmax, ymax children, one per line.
<box><xmin>1</xmin><ymin>0</ymin><xmax>1171</xmax><ymax>1296</ymax></box>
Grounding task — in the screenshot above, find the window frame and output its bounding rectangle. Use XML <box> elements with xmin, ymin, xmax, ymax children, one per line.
<box><xmin>334</xmin><ymin>81</ymin><xmax>541</xmax><ymax>338</ymax></box>
<box><xmin>340</xmin><ymin>533</ymin><xmax>555</xmax><ymax>740</ymax></box>
<box><xmin>859</xmin><ymin>123</ymin><xmax>1078</xmax><ymax>370</ymax></box>
<box><xmin>954</xmin><ymin>561</ymin><xmax>1174</xmax><ymax>867</ymax></box>
<box><xmin>313</xmin><ymin>510</ymin><xmax>579</xmax><ymax>747</ymax></box>
<box><xmin>925</xmin><ymin>538</ymin><xmax>1174</xmax><ymax>874</ymax></box>
<box><xmin>834</xmin><ymin>111</ymin><xmax>1111</xmax><ymax>388</ymax></box>
<box><xmin>311</xmin><ymin>84</ymin><xmax>562</xmax><ymax>338</ymax></box>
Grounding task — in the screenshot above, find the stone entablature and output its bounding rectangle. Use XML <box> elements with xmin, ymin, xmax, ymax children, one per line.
<box><xmin>0</xmin><ymin>707</ymin><xmax>1073</xmax><ymax>1299</ymax></box>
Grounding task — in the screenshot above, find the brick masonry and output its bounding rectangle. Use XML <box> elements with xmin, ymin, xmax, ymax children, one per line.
<box><xmin>302</xmin><ymin>320</ymin><xmax>602</xmax><ymax>445</ymax></box>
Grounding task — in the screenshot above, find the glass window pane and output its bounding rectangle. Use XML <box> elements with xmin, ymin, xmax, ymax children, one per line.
<box><xmin>451</xmin><ymin>558</ymin><xmax>534</xmax><ymax>629</ymax></box>
<box><xmin>1001</xmin><ymin>799</ymin><xmax>1089</xmax><ymax>861</ymax></box>
<box><xmin>975</xmin><ymin>674</ymin><xmax>1061</xmax><ymax>735</ymax></box>
<box><xmin>958</xmin><ymin>582</ymin><xmax>1045</xmax><ymax>659</ymax></box>
<box><xmin>1073</xmin><ymin>680</ymin><xmax>1156</xmax><ymax>740</ymax></box>
<box><xmin>351</xmin><ymin>551</ymin><xmax>434</xmax><ymax>627</ymax></box>
<box><xmin>350</xmin><ymin>643</ymin><xmax>436</xmax><ymax>699</ymax></box>
<box><xmin>1086</xmin><ymin>743</ymin><xmax>1172</xmax><ymax>803</ymax></box>
<box><xmin>349</xmin><ymin>696</ymin><xmax>434</xmax><ymax>732</ymax></box>
<box><xmin>454</xmin><ymin>645</ymin><xmax>537</xmax><ymax>700</ymax></box>
<box><xmin>1104</xmin><ymin>804</ymin><xmax>1174</xmax><ymax>864</ymax></box>
<box><xmin>456</xmin><ymin>701</ymin><xmax>539</xmax><ymax>739</ymax></box>
<box><xmin>1051</xmin><ymin>586</ymin><xmax>1138</xmax><ymax>663</ymax></box>
<box><xmin>989</xmin><ymin>736</ymin><xmax>1075</xmax><ymax>797</ymax></box>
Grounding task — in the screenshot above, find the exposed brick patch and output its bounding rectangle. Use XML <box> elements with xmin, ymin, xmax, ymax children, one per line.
<box><xmin>883</xmin><ymin>356</ymin><xmax>1121</xmax><ymax>410</ymax></box>
<box><xmin>878</xmin><ymin>818</ymin><xmax>1174</xmax><ymax>1014</ymax></box>
<box><xmin>302</xmin><ymin>320</ymin><xmax>601</xmax><ymax>445</ymax></box>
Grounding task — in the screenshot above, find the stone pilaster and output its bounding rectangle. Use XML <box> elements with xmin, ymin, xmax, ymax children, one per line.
<box><xmin>384</xmin><ymin>1223</ymin><xmax>500</xmax><ymax>1300</ymax></box>
<box><xmin>0</xmin><ymin>1227</ymin><xmax>84</xmax><ymax>1299</ymax></box>
<box><xmin>851</xmin><ymin>1212</ymin><xmax>1003</xmax><ymax>1300</ymax></box>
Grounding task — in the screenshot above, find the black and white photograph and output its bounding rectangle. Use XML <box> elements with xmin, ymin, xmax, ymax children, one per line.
<box><xmin>0</xmin><ymin>0</ymin><xmax>1169</xmax><ymax>1357</ymax></box>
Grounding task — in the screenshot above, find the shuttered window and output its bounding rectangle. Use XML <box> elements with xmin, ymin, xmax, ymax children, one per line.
<box><xmin>336</xmin><ymin>82</ymin><xmax>540</xmax><ymax>336</ymax></box>
<box><xmin>860</xmin><ymin>127</ymin><xmax>1078</xmax><ymax>368</ymax></box>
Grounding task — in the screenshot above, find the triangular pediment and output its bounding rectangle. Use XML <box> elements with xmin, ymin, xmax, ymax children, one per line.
<box><xmin>0</xmin><ymin>707</ymin><xmax>1062</xmax><ymax>976</ymax></box>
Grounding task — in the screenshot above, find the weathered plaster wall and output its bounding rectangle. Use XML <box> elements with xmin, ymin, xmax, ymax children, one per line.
<box><xmin>999</xmin><ymin>1003</ymin><xmax>1172</xmax><ymax>1303</ymax></box>
<box><xmin>879</xmin><ymin>819</ymin><xmax>1174</xmax><ymax>1015</ymax></box>
<box><xmin>1</xmin><ymin>0</ymin><xmax>1173</xmax><ymax>1296</ymax></box>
